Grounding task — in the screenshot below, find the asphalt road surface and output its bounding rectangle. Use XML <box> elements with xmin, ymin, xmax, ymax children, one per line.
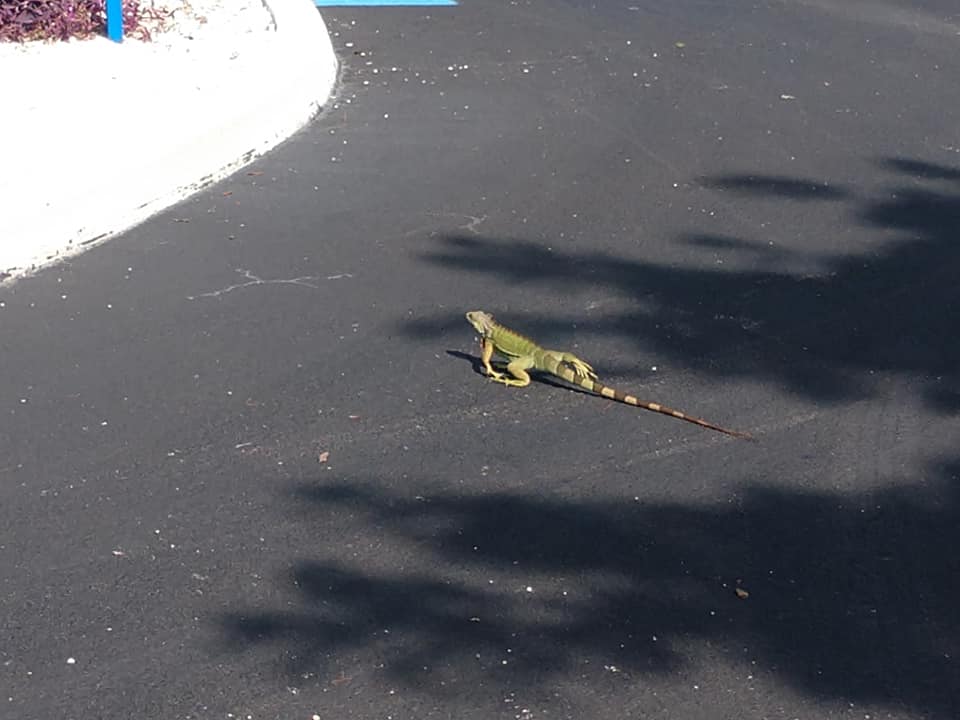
<box><xmin>3</xmin><ymin>1</ymin><xmax>960</xmax><ymax>718</ymax></box>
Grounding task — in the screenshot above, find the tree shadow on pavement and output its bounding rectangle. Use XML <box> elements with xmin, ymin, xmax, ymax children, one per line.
<box><xmin>406</xmin><ymin>157</ymin><xmax>960</xmax><ymax>412</ymax></box>
<box><xmin>216</xmin><ymin>158</ymin><xmax>960</xmax><ymax>716</ymax></box>
<box><xmin>220</xmin><ymin>457</ymin><xmax>960</xmax><ymax>717</ymax></box>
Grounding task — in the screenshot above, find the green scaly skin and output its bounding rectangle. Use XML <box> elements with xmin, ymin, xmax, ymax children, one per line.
<box><xmin>465</xmin><ymin>310</ymin><xmax>753</xmax><ymax>440</ymax></box>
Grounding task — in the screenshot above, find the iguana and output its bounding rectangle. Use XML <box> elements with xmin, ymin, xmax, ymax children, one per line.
<box><xmin>465</xmin><ymin>310</ymin><xmax>752</xmax><ymax>439</ymax></box>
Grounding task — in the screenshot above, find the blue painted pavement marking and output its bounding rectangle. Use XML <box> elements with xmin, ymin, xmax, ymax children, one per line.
<box><xmin>315</xmin><ymin>0</ymin><xmax>456</xmax><ymax>6</ymax></box>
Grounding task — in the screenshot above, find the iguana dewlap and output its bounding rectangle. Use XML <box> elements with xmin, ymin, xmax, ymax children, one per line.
<box><xmin>465</xmin><ymin>310</ymin><xmax>752</xmax><ymax>439</ymax></box>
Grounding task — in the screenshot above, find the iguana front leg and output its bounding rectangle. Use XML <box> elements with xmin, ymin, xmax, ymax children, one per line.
<box><xmin>479</xmin><ymin>337</ymin><xmax>505</xmax><ymax>379</ymax></box>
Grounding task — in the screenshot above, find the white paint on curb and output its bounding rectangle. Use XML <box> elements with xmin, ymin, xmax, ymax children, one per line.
<box><xmin>0</xmin><ymin>0</ymin><xmax>338</xmax><ymax>284</ymax></box>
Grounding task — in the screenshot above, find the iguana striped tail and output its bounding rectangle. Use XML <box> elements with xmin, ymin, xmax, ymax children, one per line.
<box><xmin>550</xmin><ymin>361</ymin><xmax>753</xmax><ymax>440</ymax></box>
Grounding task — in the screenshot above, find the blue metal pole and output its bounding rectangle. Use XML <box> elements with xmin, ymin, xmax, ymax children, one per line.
<box><xmin>106</xmin><ymin>0</ymin><xmax>124</xmax><ymax>42</ymax></box>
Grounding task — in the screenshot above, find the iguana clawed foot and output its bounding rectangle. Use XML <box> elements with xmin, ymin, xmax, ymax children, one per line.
<box><xmin>484</xmin><ymin>368</ymin><xmax>525</xmax><ymax>387</ymax></box>
<box><xmin>490</xmin><ymin>375</ymin><xmax>528</xmax><ymax>387</ymax></box>
<box><xmin>484</xmin><ymin>365</ymin><xmax>503</xmax><ymax>380</ymax></box>
<box><xmin>565</xmin><ymin>356</ymin><xmax>597</xmax><ymax>381</ymax></box>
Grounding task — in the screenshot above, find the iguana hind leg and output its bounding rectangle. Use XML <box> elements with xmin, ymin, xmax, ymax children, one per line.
<box><xmin>491</xmin><ymin>355</ymin><xmax>535</xmax><ymax>387</ymax></box>
<box><xmin>558</xmin><ymin>351</ymin><xmax>597</xmax><ymax>380</ymax></box>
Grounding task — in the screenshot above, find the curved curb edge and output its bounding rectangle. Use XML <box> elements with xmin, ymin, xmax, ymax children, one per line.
<box><xmin>1</xmin><ymin>0</ymin><xmax>339</xmax><ymax>286</ymax></box>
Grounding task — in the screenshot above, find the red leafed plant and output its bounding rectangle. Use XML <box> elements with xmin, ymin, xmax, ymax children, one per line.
<box><xmin>0</xmin><ymin>0</ymin><xmax>147</xmax><ymax>42</ymax></box>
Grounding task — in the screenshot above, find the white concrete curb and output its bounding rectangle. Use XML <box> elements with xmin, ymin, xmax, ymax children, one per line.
<box><xmin>0</xmin><ymin>0</ymin><xmax>338</xmax><ymax>284</ymax></box>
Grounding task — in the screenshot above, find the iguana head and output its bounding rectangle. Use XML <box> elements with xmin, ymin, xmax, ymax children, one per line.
<box><xmin>465</xmin><ymin>310</ymin><xmax>495</xmax><ymax>337</ymax></box>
